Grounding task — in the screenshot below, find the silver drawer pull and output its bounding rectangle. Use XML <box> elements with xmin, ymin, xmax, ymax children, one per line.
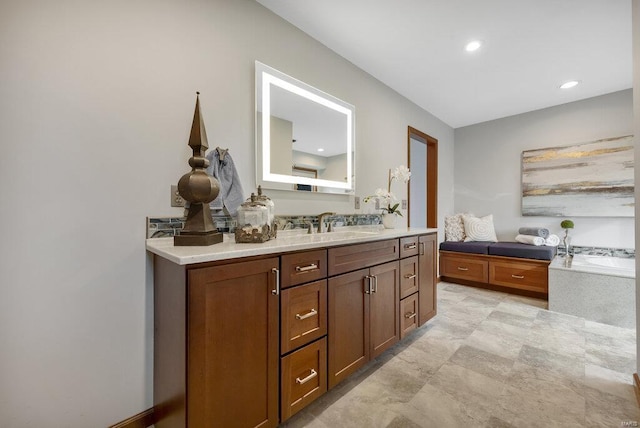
<box><xmin>457</xmin><ymin>267</ymin><xmax>469</xmax><ymax>271</ymax></box>
<box><xmin>404</xmin><ymin>244</ymin><xmax>417</xmax><ymax>250</ymax></box>
<box><xmin>405</xmin><ymin>312</ymin><xmax>417</xmax><ymax>319</ymax></box>
<box><xmin>295</xmin><ymin>308</ymin><xmax>318</xmax><ymax>320</ymax></box>
<box><xmin>295</xmin><ymin>263</ymin><xmax>318</xmax><ymax>272</ymax></box>
<box><xmin>295</xmin><ymin>369</ymin><xmax>317</xmax><ymax>385</ymax></box>
<box><xmin>511</xmin><ymin>274</ymin><xmax>525</xmax><ymax>279</ymax></box>
<box><xmin>404</xmin><ymin>274</ymin><xmax>417</xmax><ymax>280</ymax></box>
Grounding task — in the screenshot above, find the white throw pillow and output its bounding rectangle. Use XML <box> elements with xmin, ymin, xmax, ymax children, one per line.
<box><xmin>444</xmin><ymin>214</ymin><xmax>466</xmax><ymax>241</ymax></box>
<box><xmin>463</xmin><ymin>214</ymin><xmax>498</xmax><ymax>242</ymax></box>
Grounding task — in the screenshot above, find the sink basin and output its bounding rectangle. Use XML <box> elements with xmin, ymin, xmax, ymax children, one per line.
<box><xmin>278</xmin><ymin>229</ymin><xmax>380</xmax><ymax>243</ymax></box>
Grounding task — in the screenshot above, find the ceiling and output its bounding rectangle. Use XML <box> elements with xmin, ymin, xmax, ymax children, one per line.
<box><xmin>256</xmin><ymin>0</ymin><xmax>632</xmax><ymax>129</ymax></box>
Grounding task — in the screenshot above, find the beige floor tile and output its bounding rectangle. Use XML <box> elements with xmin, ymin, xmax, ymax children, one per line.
<box><xmin>465</xmin><ymin>328</ymin><xmax>525</xmax><ymax>360</ymax></box>
<box><xmin>448</xmin><ymin>344</ymin><xmax>515</xmax><ymax>382</ymax></box>
<box><xmin>584</xmin><ymin>363</ymin><xmax>637</xmax><ymax>403</ymax></box>
<box><xmin>584</xmin><ymin>385</ymin><xmax>640</xmax><ymax>427</ymax></box>
<box><xmin>286</xmin><ymin>283</ymin><xmax>638</xmax><ymax>427</ymax></box>
<box><xmin>401</xmin><ymin>382</ymin><xmax>492</xmax><ymax>427</ymax></box>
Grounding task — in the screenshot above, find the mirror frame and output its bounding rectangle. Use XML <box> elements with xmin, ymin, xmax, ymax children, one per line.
<box><xmin>255</xmin><ymin>61</ymin><xmax>355</xmax><ymax>194</ymax></box>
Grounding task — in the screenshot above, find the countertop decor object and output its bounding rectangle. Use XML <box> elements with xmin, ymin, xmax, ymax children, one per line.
<box><xmin>382</xmin><ymin>213</ymin><xmax>397</xmax><ymax>229</ymax></box>
<box><xmin>256</xmin><ymin>185</ymin><xmax>277</xmax><ymax>239</ymax></box>
<box><xmin>560</xmin><ymin>219</ymin><xmax>574</xmax><ymax>257</ymax></box>
<box><xmin>364</xmin><ymin>165</ymin><xmax>411</xmax><ymax>220</ymax></box>
<box><xmin>174</xmin><ymin>92</ymin><xmax>223</xmax><ymax>246</ymax></box>
<box><xmin>235</xmin><ymin>193</ymin><xmax>271</xmax><ymax>243</ymax></box>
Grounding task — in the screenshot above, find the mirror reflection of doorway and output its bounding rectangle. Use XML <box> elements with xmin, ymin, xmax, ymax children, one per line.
<box><xmin>408</xmin><ymin>127</ymin><xmax>437</xmax><ymax>228</ymax></box>
<box><xmin>292</xmin><ymin>166</ymin><xmax>318</xmax><ymax>192</ymax></box>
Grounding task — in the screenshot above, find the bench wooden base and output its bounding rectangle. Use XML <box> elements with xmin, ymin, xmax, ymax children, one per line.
<box><xmin>439</xmin><ymin>250</ymin><xmax>550</xmax><ymax>300</ymax></box>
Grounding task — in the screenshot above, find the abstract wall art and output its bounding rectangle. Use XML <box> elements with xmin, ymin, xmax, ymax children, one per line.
<box><xmin>522</xmin><ymin>135</ymin><xmax>634</xmax><ymax>217</ymax></box>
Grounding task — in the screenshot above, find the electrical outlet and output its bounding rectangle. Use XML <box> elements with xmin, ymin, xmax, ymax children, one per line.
<box><xmin>402</xmin><ymin>199</ymin><xmax>407</xmax><ymax>210</ymax></box>
<box><xmin>354</xmin><ymin>196</ymin><xmax>360</xmax><ymax>209</ymax></box>
<box><xmin>171</xmin><ymin>185</ymin><xmax>185</xmax><ymax>207</ymax></box>
<box><xmin>375</xmin><ymin>199</ymin><xmax>380</xmax><ymax>210</ymax></box>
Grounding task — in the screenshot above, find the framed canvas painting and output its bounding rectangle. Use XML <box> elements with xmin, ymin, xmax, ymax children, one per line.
<box><xmin>522</xmin><ymin>135</ymin><xmax>634</xmax><ymax>217</ymax></box>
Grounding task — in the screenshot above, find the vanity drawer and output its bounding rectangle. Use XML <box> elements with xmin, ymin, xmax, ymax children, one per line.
<box><xmin>281</xmin><ymin>249</ymin><xmax>327</xmax><ymax>289</ymax></box>
<box><xmin>400</xmin><ymin>294</ymin><xmax>419</xmax><ymax>339</ymax></box>
<box><xmin>399</xmin><ymin>256</ymin><xmax>419</xmax><ymax>299</ymax></box>
<box><xmin>489</xmin><ymin>260</ymin><xmax>548</xmax><ymax>293</ymax></box>
<box><xmin>328</xmin><ymin>239</ymin><xmax>399</xmax><ymax>276</ymax></box>
<box><xmin>281</xmin><ymin>280</ymin><xmax>327</xmax><ymax>354</ymax></box>
<box><xmin>281</xmin><ymin>337</ymin><xmax>327</xmax><ymax>421</ymax></box>
<box><xmin>400</xmin><ymin>236</ymin><xmax>419</xmax><ymax>258</ymax></box>
<box><xmin>440</xmin><ymin>253</ymin><xmax>488</xmax><ymax>283</ymax></box>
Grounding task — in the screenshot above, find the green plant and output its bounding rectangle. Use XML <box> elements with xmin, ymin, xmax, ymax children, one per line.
<box><xmin>560</xmin><ymin>219</ymin><xmax>574</xmax><ymax>229</ymax></box>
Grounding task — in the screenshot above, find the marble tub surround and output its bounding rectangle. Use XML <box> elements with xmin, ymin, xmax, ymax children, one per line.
<box><xmin>281</xmin><ymin>282</ymin><xmax>639</xmax><ymax>428</ymax></box>
<box><xmin>147</xmin><ymin>213</ymin><xmax>384</xmax><ymax>238</ymax></box>
<box><xmin>557</xmin><ymin>244</ymin><xmax>635</xmax><ymax>258</ymax></box>
<box><xmin>549</xmin><ymin>257</ymin><xmax>636</xmax><ymax>329</ymax></box>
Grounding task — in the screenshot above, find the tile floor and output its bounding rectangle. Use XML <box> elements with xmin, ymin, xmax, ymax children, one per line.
<box><xmin>282</xmin><ymin>282</ymin><xmax>639</xmax><ymax>428</ymax></box>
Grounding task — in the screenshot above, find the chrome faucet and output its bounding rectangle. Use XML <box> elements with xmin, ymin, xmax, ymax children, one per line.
<box><xmin>317</xmin><ymin>212</ymin><xmax>336</xmax><ymax>233</ymax></box>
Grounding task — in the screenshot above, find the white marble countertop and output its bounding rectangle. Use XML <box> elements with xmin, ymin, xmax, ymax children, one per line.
<box><xmin>146</xmin><ymin>226</ymin><xmax>438</xmax><ymax>265</ymax></box>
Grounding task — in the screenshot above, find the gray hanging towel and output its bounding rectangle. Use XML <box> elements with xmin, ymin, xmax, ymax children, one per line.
<box><xmin>206</xmin><ymin>147</ymin><xmax>245</xmax><ymax>216</ymax></box>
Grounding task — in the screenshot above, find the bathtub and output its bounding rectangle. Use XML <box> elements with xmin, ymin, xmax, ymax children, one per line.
<box><xmin>548</xmin><ymin>255</ymin><xmax>636</xmax><ymax>328</ymax></box>
<box><xmin>565</xmin><ymin>254</ymin><xmax>635</xmax><ymax>279</ymax></box>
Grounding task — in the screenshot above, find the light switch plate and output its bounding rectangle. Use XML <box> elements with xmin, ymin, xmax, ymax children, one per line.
<box><xmin>354</xmin><ymin>196</ymin><xmax>360</xmax><ymax>209</ymax></box>
<box><xmin>171</xmin><ymin>185</ymin><xmax>185</xmax><ymax>207</ymax></box>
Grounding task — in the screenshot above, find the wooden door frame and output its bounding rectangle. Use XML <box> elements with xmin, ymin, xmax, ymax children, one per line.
<box><xmin>407</xmin><ymin>126</ymin><xmax>438</xmax><ymax>228</ymax></box>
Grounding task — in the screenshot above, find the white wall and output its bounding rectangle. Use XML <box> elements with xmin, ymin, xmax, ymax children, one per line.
<box><xmin>454</xmin><ymin>90</ymin><xmax>634</xmax><ymax>249</ymax></box>
<box><xmin>0</xmin><ymin>0</ymin><xmax>454</xmax><ymax>426</ymax></box>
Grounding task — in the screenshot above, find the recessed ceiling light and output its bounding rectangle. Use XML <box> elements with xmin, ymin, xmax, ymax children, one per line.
<box><xmin>317</xmin><ymin>148</ymin><xmax>324</xmax><ymax>152</ymax></box>
<box><xmin>560</xmin><ymin>80</ymin><xmax>580</xmax><ymax>89</ymax></box>
<box><xmin>465</xmin><ymin>40</ymin><xmax>482</xmax><ymax>52</ymax></box>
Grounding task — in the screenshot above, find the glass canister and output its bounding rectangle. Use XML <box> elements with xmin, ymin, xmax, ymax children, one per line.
<box><xmin>235</xmin><ymin>193</ymin><xmax>270</xmax><ymax>243</ymax></box>
<box><xmin>256</xmin><ymin>185</ymin><xmax>277</xmax><ymax>239</ymax></box>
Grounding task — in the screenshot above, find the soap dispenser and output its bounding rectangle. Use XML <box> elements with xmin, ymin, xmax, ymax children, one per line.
<box><xmin>235</xmin><ymin>193</ymin><xmax>270</xmax><ymax>243</ymax></box>
<box><xmin>256</xmin><ymin>185</ymin><xmax>277</xmax><ymax>239</ymax></box>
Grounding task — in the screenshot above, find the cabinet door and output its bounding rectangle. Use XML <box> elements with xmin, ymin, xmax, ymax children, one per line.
<box><xmin>369</xmin><ymin>260</ymin><xmax>400</xmax><ymax>359</ymax></box>
<box><xmin>328</xmin><ymin>269</ymin><xmax>370</xmax><ymax>389</ymax></box>
<box><xmin>188</xmin><ymin>257</ymin><xmax>279</xmax><ymax>428</ymax></box>
<box><xmin>418</xmin><ymin>234</ymin><xmax>437</xmax><ymax>326</ymax></box>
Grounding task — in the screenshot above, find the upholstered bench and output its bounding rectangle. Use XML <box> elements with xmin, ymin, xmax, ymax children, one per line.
<box><xmin>439</xmin><ymin>241</ymin><xmax>556</xmax><ymax>298</ymax></box>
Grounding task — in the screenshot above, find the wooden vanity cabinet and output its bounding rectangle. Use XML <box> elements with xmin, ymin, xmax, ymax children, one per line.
<box><xmin>153</xmin><ymin>232</ymin><xmax>437</xmax><ymax>427</ymax></box>
<box><xmin>418</xmin><ymin>233</ymin><xmax>437</xmax><ymax>326</ymax></box>
<box><xmin>154</xmin><ymin>256</ymin><xmax>280</xmax><ymax>428</ymax></box>
<box><xmin>327</xmin><ymin>239</ymin><xmax>400</xmax><ymax>389</ymax></box>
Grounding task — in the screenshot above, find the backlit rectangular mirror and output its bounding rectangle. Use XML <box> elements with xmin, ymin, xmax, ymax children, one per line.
<box><xmin>255</xmin><ymin>61</ymin><xmax>355</xmax><ymax>194</ymax></box>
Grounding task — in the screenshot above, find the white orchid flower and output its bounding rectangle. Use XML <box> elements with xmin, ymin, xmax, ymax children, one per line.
<box><xmin>392</xmin><ymin>165</ymin><xmax>411</xmax><ymax>183</ymax></box>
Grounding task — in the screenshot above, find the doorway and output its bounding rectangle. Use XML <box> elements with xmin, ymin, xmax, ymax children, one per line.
<box><xmin>408</xmin><ymin>127</ymin><xmax>437</xmax><ymax>228</ymax></box>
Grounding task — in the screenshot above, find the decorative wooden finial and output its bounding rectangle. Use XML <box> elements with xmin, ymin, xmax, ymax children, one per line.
<box><xmin>174</xmin><ymin>93</ymin><xmax>223</xmax><ymax>246</ymax></box>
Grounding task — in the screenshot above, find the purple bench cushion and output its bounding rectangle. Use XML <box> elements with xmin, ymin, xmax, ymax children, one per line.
<box><xmin>488</xmin><ymin>242</ymin><xmax>556</xmax><ymax>261</ymax></box>
<box><xmin>439</xmin><ymin>241</ymin><xmax>492</xmax><ymax>255</ymax></box>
